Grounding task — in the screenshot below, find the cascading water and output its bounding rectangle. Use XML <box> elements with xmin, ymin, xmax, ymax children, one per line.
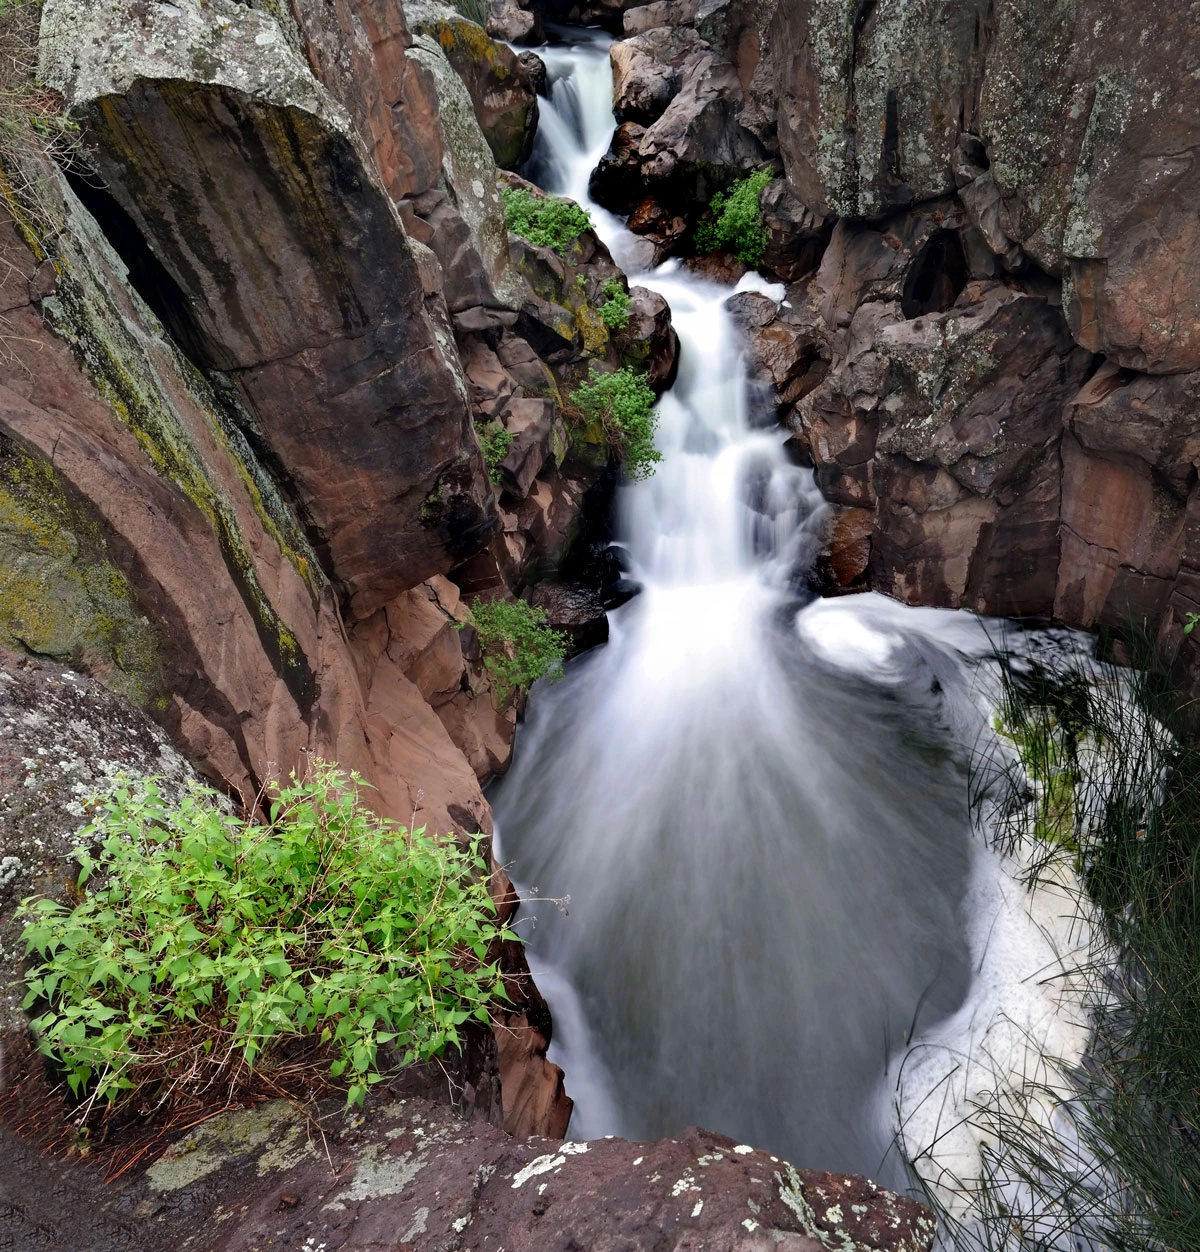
<box><xmin>492</xmin><ymin>29</ymin><xmax>1092</xmax><ymax>1201</ymax></box>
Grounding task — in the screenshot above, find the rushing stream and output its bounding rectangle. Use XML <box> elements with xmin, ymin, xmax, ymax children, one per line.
<box><xmin>491</xmin><ymin>29</ymin><xmax>1088</xmax><ymax>1199</ymax></box>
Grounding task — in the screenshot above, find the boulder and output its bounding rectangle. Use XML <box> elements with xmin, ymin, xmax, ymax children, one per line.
<box><xmin>0</xmin><ymin>1091</ymin><xmax>936</xmax><ymax>1252</ymax></box>
<box><xmin>404</xmin><ymin>1</ymin><xmax>540</xmax><ymax>169</ymax></box>
<box><xmin>531</xmin><ymin>581</ymin><xmax>610</xmax><ymax>654</ymax></box>
<box><xmin>41</xmin><ymin>0</ymin><xmax>496</xmax><ymax>618</ymax></box>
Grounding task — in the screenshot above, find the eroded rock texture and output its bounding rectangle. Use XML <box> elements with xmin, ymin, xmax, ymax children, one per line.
<box><xmin>0</xmin><ymin>1092</ymin><xmax>935</xmax><ymax>1252</ymax></box>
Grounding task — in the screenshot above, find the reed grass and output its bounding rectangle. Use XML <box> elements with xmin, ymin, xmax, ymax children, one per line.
<box><xmin>903</xmin><ymin>635</ymin><xmax>1200</xmax><ymax>1251</ymax></box>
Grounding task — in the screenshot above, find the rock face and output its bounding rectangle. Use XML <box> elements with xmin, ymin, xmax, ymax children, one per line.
<box><xmin>671</xmin><ymin>0</ymin><xmax>1200</xmax><ymax>694</ymax></box>
<box><xmin>768</xmin><ymin>0</ymin><xmax>1200</xmax><ymax>375</ymax></box>
<box><xmin>404</xmin><ymin>1</ymin><xmax>540</xmax><ymax>170</ymax></box>
<box><xmin>41</xmin><ymin>0</ymin><xmax>496</xmax><ymax>619</ymax></box>
<box><xmin>0</xmin><ymin>1092</ymin><xmax>936</xmax><ymax>1252</ymax></box>
<box><xmin>588</xmin><ymin>0</ymin><xmax>783</xmax><ymax>263</ymax></box>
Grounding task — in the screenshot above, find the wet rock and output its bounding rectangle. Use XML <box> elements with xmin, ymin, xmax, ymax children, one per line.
<box><xmin>814</xmin><ymin>506</ymin><xmax>874</xmax><ymax>594</ymax></box>
<box><xmin>531</xmin><ymin>581</ymin><xmax>609</xmax><ymax>654</ymax></box>
<box><xmin>727</xmin><ymin>291</ymin><xmax>829</xmax><ymax>407</ymax></box>
<box><xmin>625</xmin><ymin>285</ymin><xmax>681</xmax><ymax>391</ymax></box>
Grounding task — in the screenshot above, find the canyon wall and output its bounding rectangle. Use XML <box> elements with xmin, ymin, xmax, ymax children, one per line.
<box><xmin>507</xmin><ymin>0</ymin><xmax>1200</xmax><ymax>691</ymax></box>
<box><xmin>1</xmin><ymin>0</ymin><xmax>669</xmax><ymax>1139</ymax></box>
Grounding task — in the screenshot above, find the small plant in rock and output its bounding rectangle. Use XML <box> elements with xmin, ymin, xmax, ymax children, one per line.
<box><xmin>19</xmin><ymin>765</ymin><xmax>510</xmax><ymax>1115</ymax></box>
<box><xmin>501</xmin><ymin>185</ymin><xmax>592</xmax><ymax>255</ymax></box>
<box><xmin>694</xmin><ymin>169</ymin><xmax>772</xmax><ymax>267</ymax></box>
<box><xmin>569</xmin><ymin>365</ymin><xmax>660</xmax><ymax>481</ymax></box>
<box><xmin>597</xmin><ymin>278</ymin><xmax>633</xmax><ymax>332</ymax></box>
<box><xmin>477</xmin><ymin>422</ymin><xmax>513</xmax><ymax>486</ymax></box>
<box><xmin>462</xmin><ymin>597</ymin><xmax>566</xmax><ymax>705</ymax></box>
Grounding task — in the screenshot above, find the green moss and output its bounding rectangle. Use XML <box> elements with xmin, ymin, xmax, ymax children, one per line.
<box><xmin>0</xmin><ymin>434</ymin><xmax>163</xmax><ymax>707</ymax></box>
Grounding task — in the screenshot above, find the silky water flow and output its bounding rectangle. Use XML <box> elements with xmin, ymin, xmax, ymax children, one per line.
<box><xmin>492</xmin><ymin>29</ymin><xmax>1000</xmax><ymax>1190</ymax></box>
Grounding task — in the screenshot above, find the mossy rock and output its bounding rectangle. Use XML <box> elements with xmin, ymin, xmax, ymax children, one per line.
<box><xmin>0</xmin><ymin>434</ymin><xmax>163</xmax><ymax>708</ymax></box>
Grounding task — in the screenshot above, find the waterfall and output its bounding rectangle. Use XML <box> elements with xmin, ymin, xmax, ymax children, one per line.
<box><xmin>490</xmin><ymin>29</ymin><xmax>1099</xmax><ymax>1205</ymax></box>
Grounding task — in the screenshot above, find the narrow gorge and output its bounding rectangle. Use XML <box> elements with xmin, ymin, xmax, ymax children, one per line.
<box><xmin>0</xmin><ymin>0</ymin><xmax>1197</xmax><ymax>1250</ymax></box>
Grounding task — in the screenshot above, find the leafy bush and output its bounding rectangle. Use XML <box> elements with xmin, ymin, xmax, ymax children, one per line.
<box><xmin>569</xmin><ymin>365</ymin><xmax>660</xmax><ymax>481</ymax></box>
<box><xmin>463</xmin><ymin>597</ymin><xmax>566</xmax><ymax>705</ymax></box>
<box><xmin>694</xmin><ymin>169</ymin><xmax>772</xmax><ymax>267</ymax></box>
<box><xmin>477</xmin><ymin>422</ymin><xmax>513</xmax><ymax>486</ymax></box>
<box><xmin>19</xmin><ymin>765</ymin><xmax>509</xmax><ymax>1113</ymax></box>
<box><xmin>598</xmin><ymin>278</ymin><xmax>632</xmax><ymax>332</ymax></box>
<box><xmin>501</xmin><ymin>185</ymin><xmax>592</xmax><ymax>255</ymax></box>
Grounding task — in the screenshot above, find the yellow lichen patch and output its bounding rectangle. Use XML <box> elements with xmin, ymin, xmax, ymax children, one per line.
<box><xmin>574</xmin><ymin>302</ymin><xmax>610</xmax><ymax>358</ymax></box>
<box><xmin>0</xmin><ymin>437</ymin><xmax>162</xmax><ymax>708</ymax></box>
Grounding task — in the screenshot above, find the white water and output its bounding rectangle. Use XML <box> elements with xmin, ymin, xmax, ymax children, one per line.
<box><xmin>492</xmin><ymin>29</ymin><xmax>1104</xmax><ymax>1211</ymax></box>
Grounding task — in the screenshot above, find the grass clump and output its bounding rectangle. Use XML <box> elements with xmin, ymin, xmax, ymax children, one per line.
<box><xmin>0</xmin><ymin>0</ymin><xmax>80</xmax><ymax>271</ymax></box>
<box><xmin>463</xmin><ymin>597</ymin><xmax>566</xmax><ymax>705</ymax></box>
<box><xmin>501</xmin><ymin>185</ymin><xmax>591</xmax><ymax>255</ymax></box>
<box><xmin>19</xmin><ymin>764</ymin><xmax>510</xmax><ymax>1115</ymax></box>
<box><xmin>918</xmin><ymin>642</ymin><xmax>1200</xmax><ymax>1251</ymax></box>
<box><xmin>694</xmin><ymin>169</ymin><xmax>772</xmax><ymax>267</ymax></box>
<box><xmin>598</xmin><ymin>278</ymin><xmax>632</xmax><ymax>331</ymax></box>
<box><xmin>569</xmin><ymin>365</ymin><xmax>660</xmax><ymax>481</ymax></box>
<box><xmin>477</xmin><ymin>422</ymin><xmax>513</xmax><ymax>486</ymax></box>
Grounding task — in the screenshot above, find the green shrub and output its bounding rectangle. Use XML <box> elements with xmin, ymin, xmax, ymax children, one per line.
<box><xmin>501</xmin><ymin>185</ymin><xmax>592</xmax><ymax>255</ymax></box>
<box><xmin>477</xmin><ymin>422</ymin><xmax>513</xmax><ymax>486</ymax></box>
<box><xmin>569</xmin><ymin>365</ymin><xmax>660</xmax><ymax>481</ymax></box>
<box><xmin>694</xmin><ymin>169</ymin><xmax>772</xmax><ymax>267</ymax></box>
<box><xmin>463</xmin><ymin>597</ymin><xmax>566</xmax><ymax>705</ymax></box>
<box><xmin>19</xmin><ymin>765</ymin><xmax>509</xmax><ymax>1113</ymax></box>
<box><xmin>598</xmin><ymin>278</ymin><xmax>633</xmax><ymax>332</ymax></box>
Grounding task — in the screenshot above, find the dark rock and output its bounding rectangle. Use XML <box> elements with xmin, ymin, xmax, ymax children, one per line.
<box><xmin>44</xmin><ymin>0</ymin><xmax>496</xmax><ymax>619</ymax></box>
<box><xmin>625</xmin><ymin>285</ymin><xmax>681</xmax><ymax>391</ymax></box>
<box><xmin>531</xmin><ymin>581</ymin><xmax>610</xmax><ymax>654</ymax></box>
<box><xmin>0</xmin><ymin>1090</ymin><xmax>936</xmax><ymax>1252</ymax></box>
<box><xmin>767</xmin><ymin>0</ymin><xmax>1200</xmax><ymax>372</ymax></box>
